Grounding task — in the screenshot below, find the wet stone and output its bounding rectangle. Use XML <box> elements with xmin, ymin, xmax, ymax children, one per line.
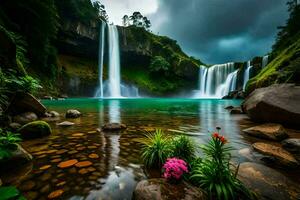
<box><xmin>87</xmin><ymin>167</ymin><xmax>96</xmax><ymax>172</ymax></box>
<box><xmin>56</xmin><ymin>181</ymin><xmax>66</xmax><ymax>187</ymax></box>
<box><xmin>75</xmin><ymin>161</ymin><xmax>93</xmax><ymax>168</ymax></box>
<box><xmin>56</xmin><ymin>149</ymin><xmax>68</xmax><ymax>155</ymax></box>
<box><xmin>78</xmin><ymin>168</ymin><xmax>89</xmax><ymax>175</ymax></box>
<box><xmin>76</xmin><ymin>147</ymin><xmax>86</xmax><ymax>151</ymax></box>
<box><xmin>40</xmin><ymin>184</ymin><xmax>50</xmax><ymax>194</ymax></box>
<box><xmin>57</xmin><ymin>173</ymin><xmax>65</xmax><ymax>178</ymax></box>
<box><xmin>40</xmin><ymin>173</ymin><xmax>51</xmax><ymax>181</ymax></box>
<box><xmin>88</xmin><ymin>153</ymin><xmax>99</xmax><ymax>159</ymax></box>
<box><xmin>57</xmin><ymin>159</ymin><xmax>78</xmax><ymax>168</ymax></box>
<box><xmin>39</xmin><ymin>165</ymin><xmax>51</xmax><ymax>170</ymax></box>
<box><xmin>87</xmin><ymin>146</ymin><xmax>97</xmax><ymax>149</ymax></box>
<box><xmin>45</xmin><ymin>150</ymin><xmax>57</xmax><ymax>154</ymax></box>
<box><xmin>69</xmin><ymin>168</ymin><xmax>77</xmax><ymax>174</ymax></box>
<box><xmin>72</xmin><ymin>133</ymin><xmax>84</xmax><ymax>137</ymax></box>
<box><xmin>50</xmin><ymin>158</ymin><xmax>62</xmax><ymax>163</ymax></box>
<box><xmin>68</xmin><ymin>150</ymin><xmax>78</xmax><ymax>154</ymax></box>
<box><xmin>19</xmin><ymin>180</ymin><xmax>36</xmax><ymax>191</ymax></box>
<box><xmin>48</xmin><ymin>189</ymin><xmax>64</xmax><ymax>199</ymax></box>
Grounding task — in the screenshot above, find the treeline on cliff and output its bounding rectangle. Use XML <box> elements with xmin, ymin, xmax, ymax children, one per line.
<box><xmin>246</xmin><ymin>0</ymin><xmax>300</xmax><ymax>93</ymax></box>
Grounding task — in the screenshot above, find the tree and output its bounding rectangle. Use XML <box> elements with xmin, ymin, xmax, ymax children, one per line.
<box><xmin>130</xmin><ymin>12</ymin><xmax>143</xmax><ymax>26</ymax></box>
<box><xmin>122</xmin><ymin>15</ymin><xmax>130</xmax><ymax>27</ymax></box>
<box><xmin>128</xmin><ymin>12</ymin><xmax>151</xmax><ymax>30</ymax></box>
<box><xmin>149</xmin><ymin>56</ymin><xmax>171</xmax><ymax>76</ymax></box>
<box><xmin>143</xmin><ymin>16</ymin><xmax>151</xmax><ymax>30</ymax></box>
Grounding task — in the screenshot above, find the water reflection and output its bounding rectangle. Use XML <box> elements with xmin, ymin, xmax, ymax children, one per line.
<box><xmin>108</xmin><ymin>100</ymin><xmax>121</xmax><ymax>123</ymax></box>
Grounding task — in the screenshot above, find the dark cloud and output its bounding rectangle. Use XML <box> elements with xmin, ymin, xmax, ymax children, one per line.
<box><xmin>148</xmin><ymin>0</ymin><xmax>289</xmax><ymax>64</ymax></box>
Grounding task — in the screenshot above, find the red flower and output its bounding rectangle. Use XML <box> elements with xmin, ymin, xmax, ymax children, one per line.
<box><xmin>219</xmin><ymin>136</ymin><xmax>227</xmax><ymax>144</ymax></box>
<box><xmin>212</xmin><ymin>132</ymin><xmax>219</xmax><ymax>139</ymax></box>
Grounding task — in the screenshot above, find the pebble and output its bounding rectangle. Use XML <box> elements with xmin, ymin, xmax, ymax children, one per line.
<box><xmin>19</xmin><ymin>181</ymin><xmax>36</xmax><ymax>191</ymax></box>
<box><xmin>51</xmin><ymin>158</ymin><xmax>62</xmax><ymax>163</ymax></box>
<box><xmin>88</xmin><ymin>153</ymin><xmax>99</xmax><ymax>159</ymax></box>
<box><xmin>72</xmin><ymin>133</ymin><xmax>84</xmax><ymax>137</ymax></box>
<box><xmin>56</xmin><ymin>149</ymin><xmax>68</xmax><ymax>155</ymax></box>
<box><xmin>40</xmin><ymin>184</ymin><xmax>50</xmax><ymax>193</ymax></box>
<box><xmin>40</xmin><ymin>173</ymin><xmax>52</xmax><ymax>182</ymax></box>
<box><xmin>75</xmin><ymin>161</ymin><xmax>93</xmax><ymax>168</ymax></box>
<box><xmin>56</xmin><ymin>181</ymin><xmax>66</xmax><ymax>187</ymax></box>
<box><xmin>57</xmin><ymin>159</ymin><xmax>78</xmax><ymax>168</ymax></box>
<box><xmin>39</xmin><ymin>165</ymin><xmax>51</xmax><ymax>170</ymax></box>
<box><xmin>48</xmin><ymin>189</ymin><xmax>64</xmax><ymax>199</ymax></box>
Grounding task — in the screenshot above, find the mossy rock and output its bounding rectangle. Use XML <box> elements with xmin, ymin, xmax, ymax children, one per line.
<box><xmin>18</xmin><ymin>121</ymin><xmax>52</xmax><ymax>139</ymax></box>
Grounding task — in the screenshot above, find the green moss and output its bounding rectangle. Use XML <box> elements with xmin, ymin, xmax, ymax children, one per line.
<box><xmin>18</xmin><ymin>121</ymin><xmax>52</xmax><ymax>139</ymax></box>
<box><xmin>246</xmin><ymin>35</ymin><xmax>300</xmax><ymax>94</ymax></box>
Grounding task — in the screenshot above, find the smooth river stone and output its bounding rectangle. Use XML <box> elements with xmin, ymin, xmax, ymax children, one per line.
<box><xmin>75</xmin><ymin>161</ymin><xmax>93</xmax><ymax>168</ymax></box>
<box><xmin>56</xmin><ymin>181</ymin><xmax>66</xmax><ymax>187</ymax></box>
<box><xmin>68</xmin><ymin>150</ymin><xmax>78</xmax><ymax>154</ymax></box>
<box><xmin>48</xmin><ymin>189</ymin><xmax>64</xmax><ymax>199</ymax></box>
<box><xmin>45</xmin><ymin>150</ymin><xmax>58</xmax><ymax>154</ymax></box>
<box><xmin>87</xmin><ymin>146</ymin><xmax>97</xmax><ymax>149</ymax></box>
<box><xmin>39</xmin><ymin>165</ymin><xmax>51</xmax><ymax>170</ymax></box>
<box><xmin>78</xmin><ymin>168</ymin><xmax>89</xmax><ymax>175</ymax></box>
<box><xmin>77</xmin><ymin>147</ymin><xmax>86</xmax><ymax>151</ymax></box>
<box><xmin>57</xmin><ymin>159</ymin><xmax>78</xmax><ymax>168</ymax></box>
<box><xmin>72</xmin><ymin>133</ymin><xmax>84</xmax><ymax>137</ymax></box>
<box><xmin>56</xmin><ymin>149</ymin><xmax>68</xmax><ymax>154</ymax></box>
<box><xmin>88</xmin><ymin>153</ymin><xmax>99</xmax><ymax>159</ymax></box>
<box><xmin>51</xmin><ymin>158</ymin><xmax>62</xmax><ymax>163</ymax></box>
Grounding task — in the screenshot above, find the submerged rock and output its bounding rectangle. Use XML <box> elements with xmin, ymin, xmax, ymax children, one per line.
<box><xmin>13</xmin><ymin>112</ymin><xmax>38</xmax><ymax>125</ymax></box>
<box><xmin>252</xmin><ymin>142</ymin><xmax>299</xmax><ymax>167</ymax></box>
<box><xmin>48</xmin><ymin>189</ymin><xmax>64</xmax><ymax>199</ymax></box>
<box><xmin>57</xmin><ymin>121</ymin><xmax>75</xmax><ymax>126</ymax></box>
<box><xmin>102</xmin><ymin>123</ymin><xmax>127</xmax><ymax>131</ymax></box>
<box><xmin>242</xmin><ymin>84</ymin><xmax>300</xmax><ymax>128</ymax></box>
<box><xmin>229</xmin><ymin>107</ymin><xmax>243</xmax><ymax>114</ymax></box>
<box><xmin>18</xmin><ymin>121</ymin><xmax>52</xmax><ymax>139</ymax></box>
<box><xmin>134</xmin><ymin>178</ymin><xmax>207</xmax><ymax>200</ymax></box>
<box><xmin>238</xmin><ymin>162</ymin><xmax>300</xmax><ymax>200</ymax></box>
<box><xmin>65</xmin><ymin>109</ymin><xmax>81</xmax><ymax>118</ymax></box>
<box><xmin>243</xmin><ymin>123</ymin><xmax>288</xmax><ymax>141</ymax></box>
<box><xmin>7</xmin><ymin>92</ymin><xmax>47</xmax><ymax>116</ymax></box>
<box><xmin>0</xmin><ymin>144</ymin><xmax>33</xmax><ymax>171</ymax></box>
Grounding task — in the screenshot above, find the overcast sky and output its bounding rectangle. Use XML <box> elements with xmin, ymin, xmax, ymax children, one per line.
<box><xmin>100</xmin><ymin>0</ymin><xmax>289</xmax><ymax>64</ymax></box>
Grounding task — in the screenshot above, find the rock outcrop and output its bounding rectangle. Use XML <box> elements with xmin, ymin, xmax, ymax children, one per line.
<box><xmin>252</xmin><ymin>142</ymin><xmax>299</xmax><ymax>167</ymax></box>
<box><xmin>242</xmin><ymin>84</ymin><xmax>300</xmax><ymax>128</ymax></box>
<box><xmin>134</xmin><ymin>178</ymin><xmax>207</xmax><ymax>200</ymax></box>
<box><xmin>242</xmin><ymin>124</ymin><xmax>288</xmax><ymax>141</ymax></box>
<box><xmin>238</xmin><ymin>162</ymin><xmax>300</xmax><ymax>200</ymax></box>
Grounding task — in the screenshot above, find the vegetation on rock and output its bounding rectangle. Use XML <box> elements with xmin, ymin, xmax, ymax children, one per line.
<box><xmin>18</xmin><ymin>120</ymin><xmax>52</xmax><ymax>139</ymax></box>
<box><xmin>0</xmin><ymin>128</ymin><xmax>21</xmax><ymax>159</ymax></box>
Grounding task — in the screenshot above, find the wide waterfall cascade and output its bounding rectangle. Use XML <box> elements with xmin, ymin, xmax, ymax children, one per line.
<box><xmin>107</xmin><ymin>25</ymin><xmax>122</xmax><ymax>98</ymax></box>
<box><xmin>262</xmin><ymin>55</ymin><xmax>269</xmax><ymax>68</ymax></box>
<box><xmin>243</xmin><ymin>61</ymin><xmax>252</xmax><ymax>90</ymax></box>
<box><xmin>196</xmin><ymin>63</ymin><xmax>237</xmax><ymax>98</ymax></box>
<box><xmin>95</xmin><ymin>22</ymin><xmax>106</xmax><ymax>98</ymax></box>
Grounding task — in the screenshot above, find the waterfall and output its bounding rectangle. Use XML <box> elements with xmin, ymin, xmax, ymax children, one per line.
<box><xmin>196</xmin><ymin>63</ymin><xmax>237</xmax><ymax>98</ymax></box>
<box><xmin>107</xmin><ymin>25</ymin><xmax>122</xmax><ymax>98</ymax></box>
<box><xmin>95</xmin><ymin>21</ymin><xmax>106</xmax><ymax>98</ymax></box>
<box><xmin>262</xmin><ymin>55</ymin><xmax>269</xmax><ymax>68</ymax></box>
<box><xmin>243</xmin><ymin>61</ymin><xmax>252</xmax><ymax>90</ymax></box>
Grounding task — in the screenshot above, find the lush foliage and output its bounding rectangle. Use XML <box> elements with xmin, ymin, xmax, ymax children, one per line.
<box><xmin>149</xmin><ymin>56</ymin><xmax>171</xmax><ymax>75</ymax></box>
<box><xmin>122</xmin><ymin>12</ymin><xmax>151</xmax><ymax>30</ymax></box>
<box><xmin>0</xmin><ymin>128</ymin><xmax>21</xmax><ymax>159</ymax></box>
<box><xmin>0</xmin><ymin>186</ymin><xmax>25</xmax><ymax>200</ymax></box>
<box><xmin>273</xmin><ymin>0</ymin><xmax>300</xmax><ymax>53</ymax></box>
<box><xmin>190</xmin><ymin>132</ymin><xmax>253</xmax><ymax>200</ymax></box>
<box><xmin>170</xmin><ymin>135</ymin><xmax>196</xmax><ymax>162</ymax></box>
<box><xmin>163</xmin><ymin>158</ymin><xmax>189</xmax><ymax>181</ymax></box>
<box><xmin>140</xmin><ymin>129</ymin><xmax>172</xmax><ymax>168</ymax></box>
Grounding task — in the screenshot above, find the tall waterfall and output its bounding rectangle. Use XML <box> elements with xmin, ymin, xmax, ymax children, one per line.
<box><xmin>107</xmin><ymin>25</ymin><xmax>122</xmax><ymax>98</ymax></box>
<box><xmin>196</xmin><ymin>63</ymin><xmax>238</xmax><ymax>98</ymax></box>
<box><xmin>243</xmin><ymin>61</ymin><xmax>252</xmax><ymax>90</ymax></box>
<box><xmin>262</xmin><ymin>55</ymin><xmax>269</xmax><ymax>68</ymax></box>
<box><xmin>95</xmin><ymin>21</ymin><xmax>106</xmax><ymax>98</ymax></box>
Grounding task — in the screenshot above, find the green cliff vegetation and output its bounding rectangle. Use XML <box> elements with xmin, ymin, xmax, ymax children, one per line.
<box><xmin>246</xmin><ymin>0</ymin><xmax>300</xmax><ymax>94</ymax></box>
<box><xmin>121</xmin><ymin>25</ymin><xmax>203</xmax><ymax>95</ymax></box>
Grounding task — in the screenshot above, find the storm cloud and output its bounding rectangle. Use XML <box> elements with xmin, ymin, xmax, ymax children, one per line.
<box><xmin>101</xmin><ymin>0</ymin><xmax>289</xmax><ymax>64</ymax></box>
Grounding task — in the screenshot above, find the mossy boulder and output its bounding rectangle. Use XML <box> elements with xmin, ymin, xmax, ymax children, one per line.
<box><xmin>18</xmin><ymin>121</ymin><xmax>52</xmax><ymax>139</ymax></box>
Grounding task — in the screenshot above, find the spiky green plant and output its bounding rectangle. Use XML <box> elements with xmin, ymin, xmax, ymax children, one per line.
<box><xmin>170</xmin><ymin>135</ymin><xmax>196</xmax><ymax>162</ymax></box>
<box><xmin>191</xmin><ymin>132</ymin><xmax>255</xmax><ymax>200</ymax></box>
<box><xmin>0</xmin><ymin>128</ymin><xmax>22</xmax><ymax>159</ymax></box>
<box><xmin>140</xmin><ymin>129</ymin><xmax>172</xmax><ymax>168</ymax></box>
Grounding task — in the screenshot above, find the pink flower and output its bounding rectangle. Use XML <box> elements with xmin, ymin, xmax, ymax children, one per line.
<box><xmin>162</xmin><ymin>158</ymin><xmax>188</xmax><ymax>181</ymax></box>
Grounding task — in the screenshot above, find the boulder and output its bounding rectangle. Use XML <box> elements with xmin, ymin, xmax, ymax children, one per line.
<box><xmin>57</xmin><ymin>121</ymin><xmax>75</xmax><ymax>126</ymax></box>
<box><xmin>18</xmin><ymin>121</ymin><xmax>52</xmax><ymax>139</ymax></box>
<box><xmin>252</xmin><ymin>142</ymin><xmax>299</xmax><ymax>167</ymax></box>
<box><xmin>242</xmin><ymin>84</ymin><xmax>300</xmax><ymax>128</ymax></box>
<box><xmin>238</xmin><ymin>162</ymin><xmax>300</xmax><ymax>200</ymax></box>
<box><xmin>134</xmin><ymin>178</ymin><xmax>207</xmax><ymax>200</ymax></box>
<box><xmin>8</xmin><ymin>92</ymin><xmax>47</xmax><ymax>116</ymax></box>
<box><xmin>222</xmin><ymin>90</ymin><xmax>245</xmax><ymax>99</ymax></box>
<box><xmin>282</xmin><ymin>138</ymin><xmax>300</xmax><ymax>161</ymax></box>
<box><xmin>0</xmin><ymin>144</ymin><xmax>33</xmax><ymax>171</ymax></box>
<box><xmin>49</xmin><ymin>111</ymin><xmax>60</xmax><ymax>117</ymax></box>
<box><xmin>243</xmin><ymin>124</ymin><xmax>288</xmax><ymax>141</ymax></box>
<box><xmin>13</xmin><ymin>112</ymin><xmax>38</xmax><ymax>125</ymax></box>
<box><xmin>102</xmin><ymin>123</ymin><xmax>127</xmax><ymax>131</ymax></box>
<box><xmin>65</xmin><ymin>109</ymin><xmax>81</xmax><ymax>118</ymax></box>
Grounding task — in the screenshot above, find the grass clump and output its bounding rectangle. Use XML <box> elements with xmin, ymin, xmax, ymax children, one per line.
<box><xmin>170</xmin><ymin>135</ymin><xmax>196</xmax><ymax>162</ymax></box>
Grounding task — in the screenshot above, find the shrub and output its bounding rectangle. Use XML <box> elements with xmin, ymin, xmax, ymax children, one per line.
<box><xmin>0</xmin><ymin>128</ymin><xmax>21</xmax><ymax>159</ymax></box>
<box><xmin>140</xmin><ymin>129</ymin><xmax>172</xmax><ymax>168</ymax></box>
<box><xmin>163</xmin><ymin>158</ymin><xmax>188</xmax><ymax>182</ymax></box>
<box><xmin>149</xmin><ymin>56</ymin><xmax>171</xmax><ymax>74</ymax></box>
<box><xmin>5</xmin><ymin>72</ymin><xmax>41</xmax><ymax>95</ymax></box>
<box><xmin>170</xmin><ymin>135</ymin><xmax>196</xmax><ymax>162</ymax></box>
<box><xmin>0</xmin><ymin>186</ymin><xmax>25</xmax><ymax>200</ymax></box>
<box><xmin>191</xmin><ymin>132</ymin><xmax>254</xmax><ymax>200</ymax></box>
